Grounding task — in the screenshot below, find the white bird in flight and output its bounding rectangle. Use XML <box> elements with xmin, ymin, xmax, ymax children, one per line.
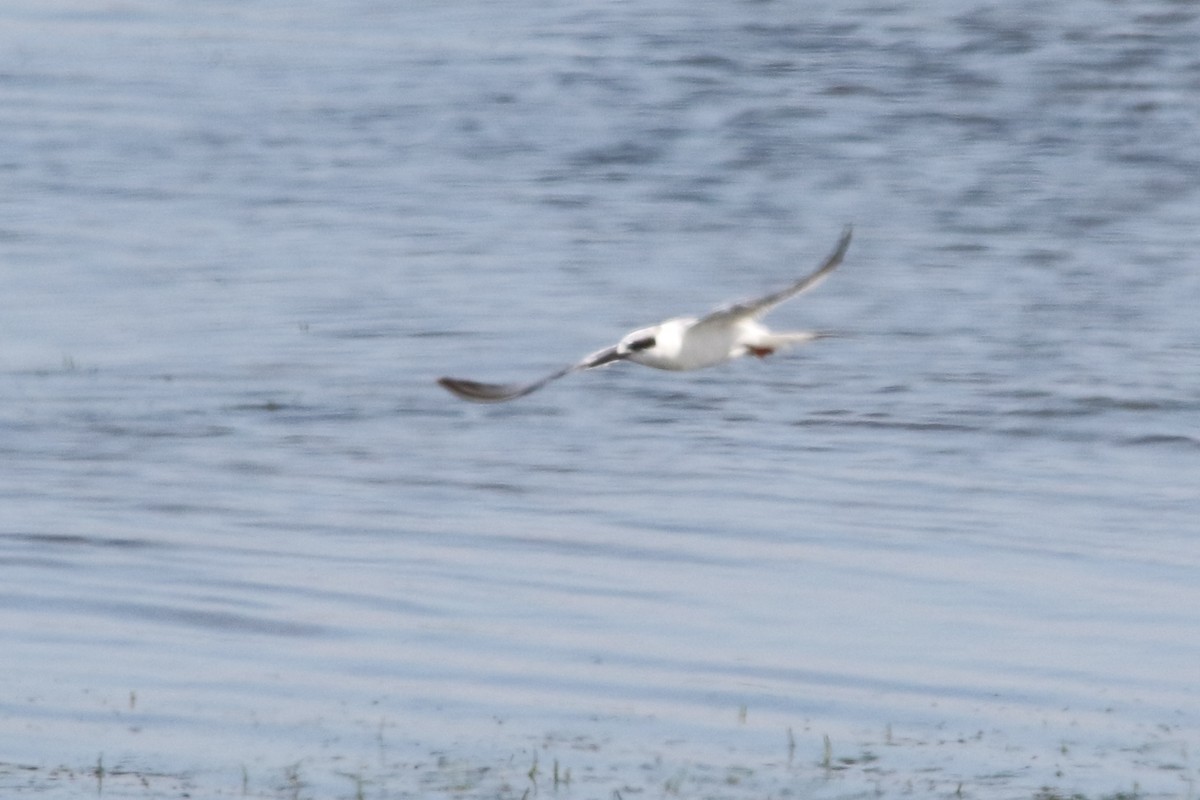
<box><xmin>438</xmin><ymin>225</ymin><xmax>853</xmax><ymax>403</ymax></box>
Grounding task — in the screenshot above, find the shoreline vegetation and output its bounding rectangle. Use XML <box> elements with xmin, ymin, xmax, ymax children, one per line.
<box><xmin>1</xmin><ymin>724</ymin><xmax>1189</xmax><ymax>800</ymax></box>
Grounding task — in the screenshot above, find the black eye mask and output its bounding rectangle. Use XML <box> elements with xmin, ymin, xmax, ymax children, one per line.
<box><xmin>627</xmin><ymin>337</ymin><xmax>656</xmax><ymax>352</ymax></box>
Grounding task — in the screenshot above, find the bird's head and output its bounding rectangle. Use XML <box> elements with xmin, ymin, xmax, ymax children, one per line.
<box><xmin>614</xmin><ymin>319</ymin><xmax>695</xmax><ymax>369</ymax></box>
<box><xmin>616</xmin><ymin>326</ymin><xmax>660</xmax><ymax>357</ymax></box>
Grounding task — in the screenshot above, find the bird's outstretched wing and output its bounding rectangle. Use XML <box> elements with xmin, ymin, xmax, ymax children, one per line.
<box><xmin>438</xmin><ymin>225</ymin><xmax>852</xmax><ymax>402</ymax></box>
<box><xmin>438</xmin><ymin>345</ymin><xmax>622</xmax><ymax>403</ymax></box>
<box><xmin>695</xmin><ymin>225</ymin><xmax>852</xmax><ymax>327</ymax></box>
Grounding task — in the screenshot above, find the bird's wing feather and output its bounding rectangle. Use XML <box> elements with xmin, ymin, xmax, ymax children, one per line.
<box><xmin>693</xmin><ymin>225</ymin><xmax>852</xmax><ymax>328</ymax></box>
<box><xmin>438</xmin><ymin>345</ymin><xmax>621</xmax><ymax>403</ymax></box>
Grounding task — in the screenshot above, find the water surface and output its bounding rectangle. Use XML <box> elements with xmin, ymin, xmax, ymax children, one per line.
<box><xmin>2</xmin><ymin>1</ymin><xmax>1198</xmax><ymax>797</ymax></box>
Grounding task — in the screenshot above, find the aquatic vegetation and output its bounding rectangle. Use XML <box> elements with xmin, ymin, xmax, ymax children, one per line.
<box><xmin>0</xmin><ymin>726</ymin><xmax>1185</xmax><ymax>800</ymax></box>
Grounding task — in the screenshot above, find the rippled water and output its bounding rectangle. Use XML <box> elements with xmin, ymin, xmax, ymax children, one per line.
<box><xmin>2</xmin><ymin>2</ymin><xmax>1199</xmax><ymax>798</ymax></box>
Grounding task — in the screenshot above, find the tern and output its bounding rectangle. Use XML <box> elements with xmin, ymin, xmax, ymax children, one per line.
<box><xmin>438</xmin><ymin>225</ymin><xmax>852</xmax><ymax>403</ymax></box>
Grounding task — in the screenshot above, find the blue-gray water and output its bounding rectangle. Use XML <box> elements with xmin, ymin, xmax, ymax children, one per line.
<box><xmin>2</xmin><ymin>2</ymin><xmax>1198</xmax><ymax>797</ymax></box>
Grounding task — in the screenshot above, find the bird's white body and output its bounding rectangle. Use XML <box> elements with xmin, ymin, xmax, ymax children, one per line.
<box><xmin>439</xmin><ymin>226</ymin><xmax>852</xmax><ymax>402</ymax></box>
<box><xmin>619</xmin><ymin>317</ymin><xmax>822</xmax><ymax>371</ymax></box>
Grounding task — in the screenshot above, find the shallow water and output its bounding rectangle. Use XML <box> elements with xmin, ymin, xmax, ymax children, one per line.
<box><xmin>2</xmin><ymin>1</ymin><xmax>1199</xmax><ymax>797</ymax></box>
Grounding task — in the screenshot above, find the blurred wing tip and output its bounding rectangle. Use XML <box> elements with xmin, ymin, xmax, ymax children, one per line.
<box><xmin>831</xmin><ymin>224</ymin><xmax>854</xmax><ymax>260</ymax></box>
<box><xmin>437</xmin><ymin>376</ymin><xmax>523</xmax><ymax>403</ymax></box>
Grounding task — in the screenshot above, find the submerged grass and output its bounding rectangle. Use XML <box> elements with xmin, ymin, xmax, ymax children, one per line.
<box><xmin>0</xmin><ymin>758</ymin><xmax>1171</xmax><ymax>800</ymax></box>
<box><xmin>0</xmin><ymin>723</ymin><xmax>1191</xmax><ymax>800</ymax></box>
<box><xmin>0</xmin><ymin>757</ymin><xmax>1175</xmax><ymax>800</ymax></box>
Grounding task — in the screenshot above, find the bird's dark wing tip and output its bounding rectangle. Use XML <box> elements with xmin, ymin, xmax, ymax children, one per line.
<box><xmin>831</xmin><ymin>224</ymin><xmax>854</xmax><ymax>261</ymax></box>
<box><xmin>438</xmin><ymin>376</ymin><xmax>527</xmax><ymax>403</ymax></box>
